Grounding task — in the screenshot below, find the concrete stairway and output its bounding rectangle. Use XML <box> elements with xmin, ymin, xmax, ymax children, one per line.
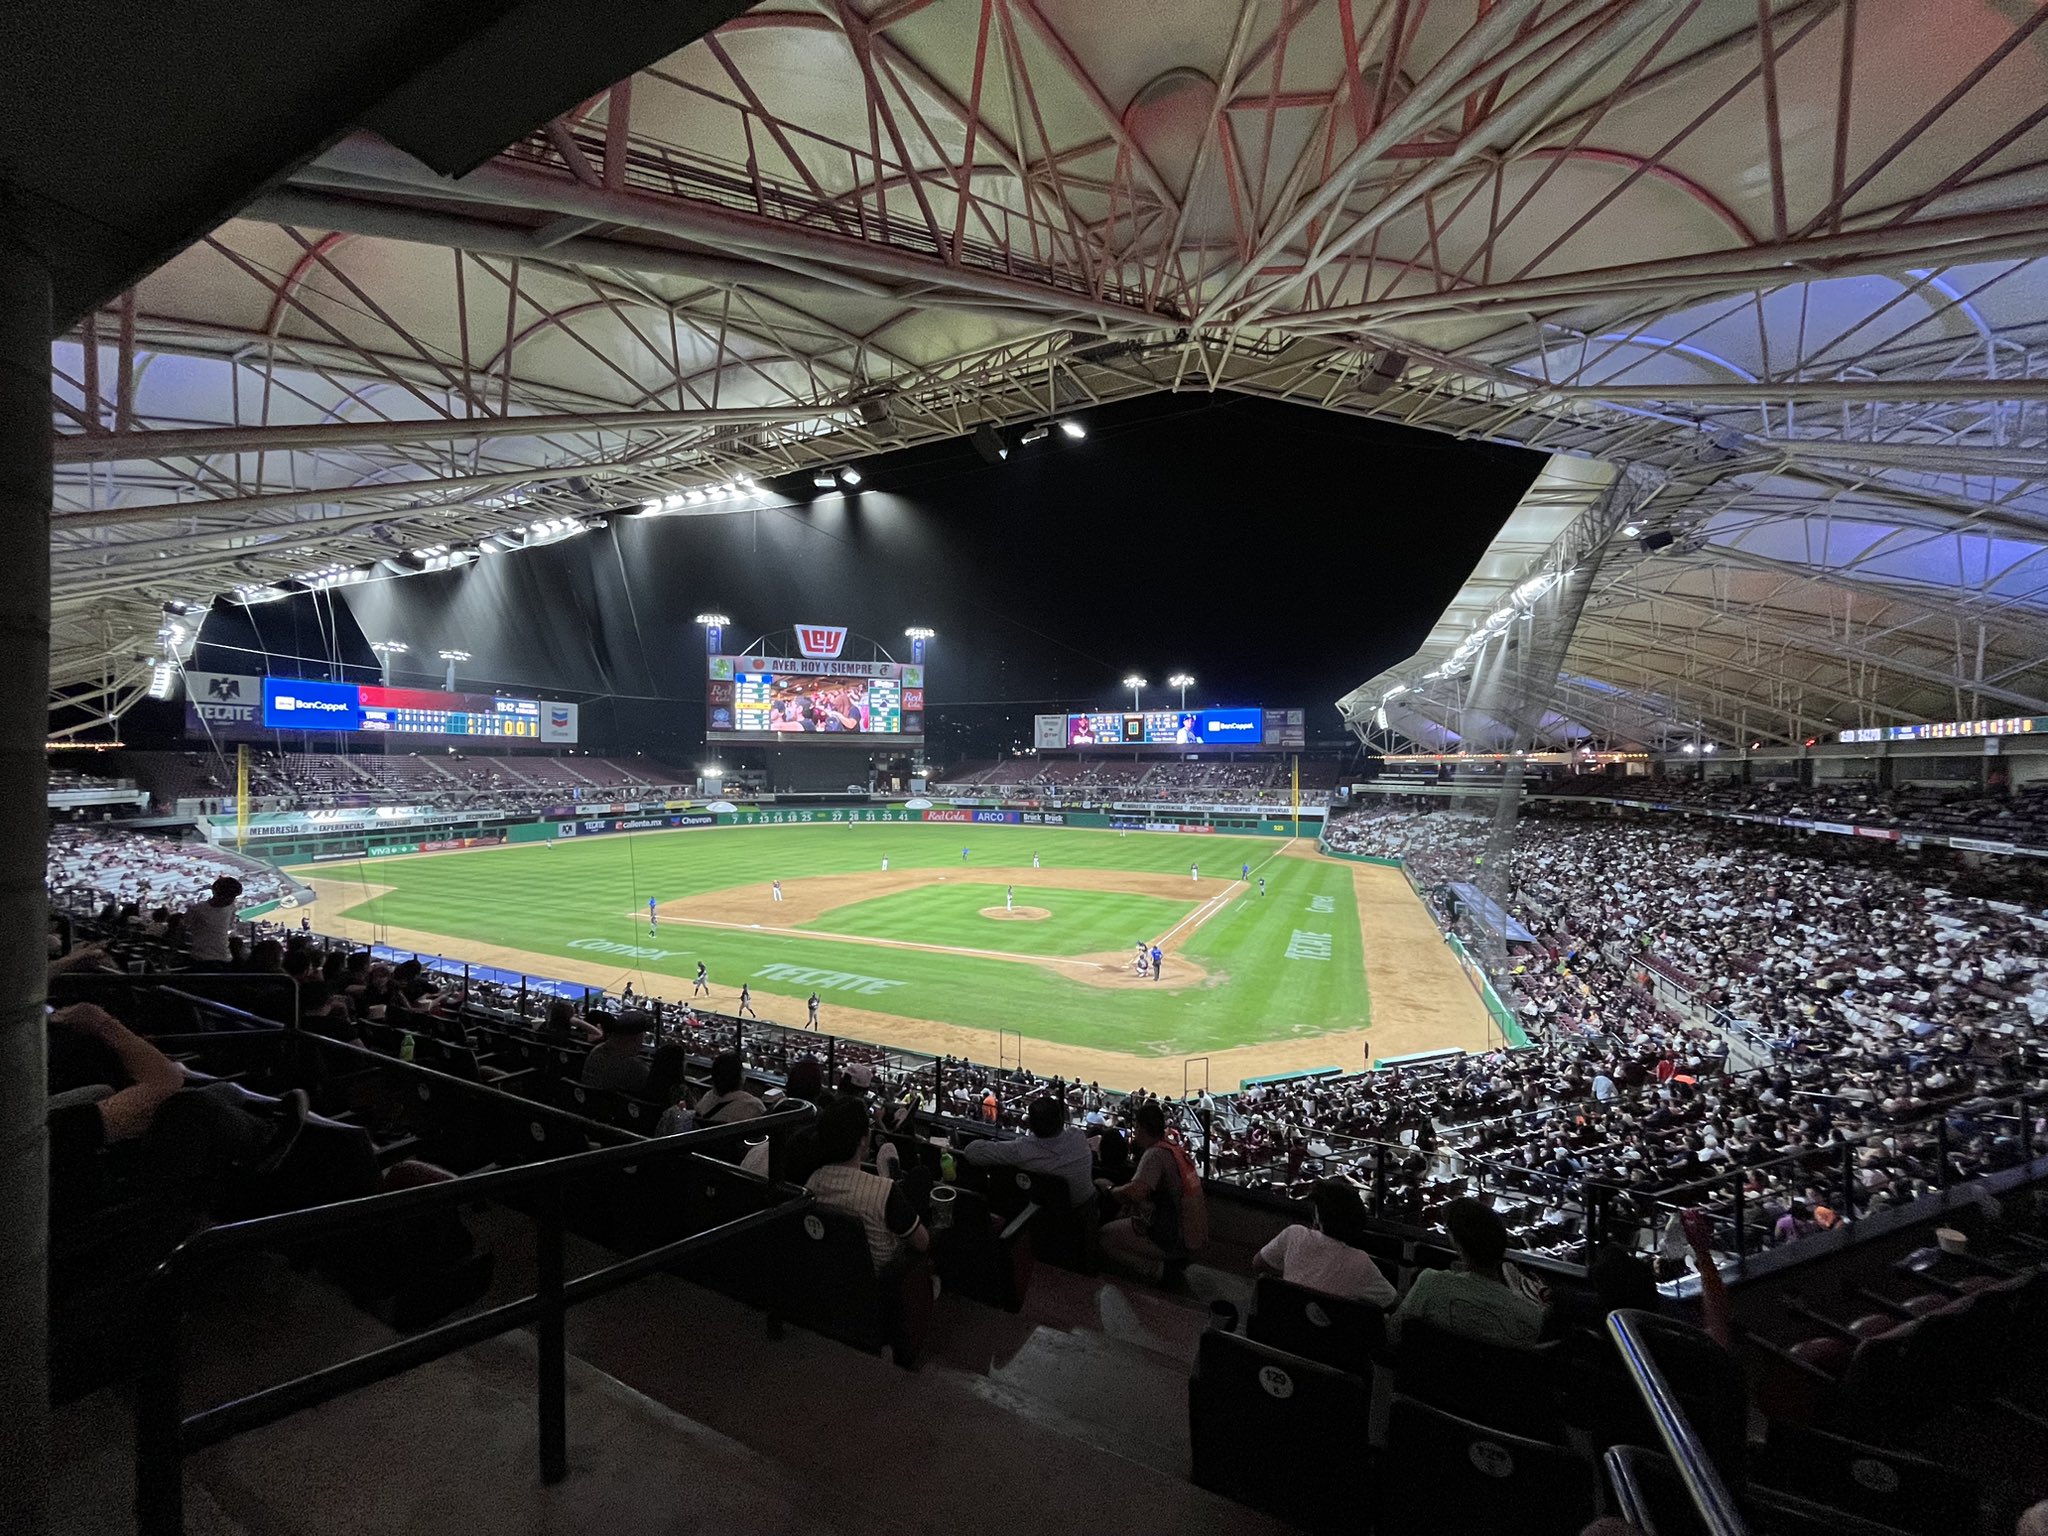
<box><xmin>50</xmin><ymin>1233</ymin><xmax>1289</xmax><ymax>1536</ymax></box>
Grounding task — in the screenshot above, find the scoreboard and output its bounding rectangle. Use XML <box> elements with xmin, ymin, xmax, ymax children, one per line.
<box><xmin>258</xmin><ymin>677</ymin><xmax>576</xmax><ymax>741</ymax></box>
<box><xmin>1035</xmin><ymin>707</ymin><xmax>1304</xmax><ymax>751</ymax></box>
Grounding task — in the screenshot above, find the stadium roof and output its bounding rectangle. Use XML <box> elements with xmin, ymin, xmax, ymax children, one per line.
<box><xmin>48</xmin><ymin>0</ymin><xmax>2048</xmax><ymax>745</ymax></box>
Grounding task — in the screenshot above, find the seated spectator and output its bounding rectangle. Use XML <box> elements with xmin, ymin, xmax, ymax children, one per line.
<box><xmin>46</xmin><ymin>1002</ymin><xmax>308</xmax><ymax>1220</ymax></box>
<box><xmin>960</xmin><ymin>1094</ymin><xmax>1096</xmax><ymax>1207</ymax></box>
<box><xmin>693</xmin><ymin>1051</ymin><xmax>766</xmax><ymax>1126</ymax></box>
<box><xmin>1098</xmin><ymin>1100</ymin><xmax>1208</xmax><ymax>1283</ymax></box>
<box><xmin>1253</xmin><ymin>1178</ymin><xmax>1398</xmax><ymax>1307</ymax></box>
<box><xmin>538</xmin><ymin>996</ymin><xmax>601</xmax><ymax>1043</ymax></box>
<box><xmin>1389</xmin><ymin>1197</ymin><xmax>1545</xmax><ymax>1346</ymax></box>
<box><xmin>742</xmin><ymin>1056</ymin><xmax>830</xmax><ymax>1179</ymax></box>
<box><xmin>579</xmin><ymin>1010</ymin><xmax>651</xmax><ymax>1095</ymax></box>
<box><xmin>641</xmin><ymin>1043</ymin><xmax>689</xmax><ymax>1111</ymax></box>
<box><xmin>297</xmin><ymin>980</ymin><xmax>358</xmax><ymax>1042</ymax></box>
<box><xmin>804</xmin><ymin>1095</ymin><xmax>927</xmax><ymax>1272</ymax></box>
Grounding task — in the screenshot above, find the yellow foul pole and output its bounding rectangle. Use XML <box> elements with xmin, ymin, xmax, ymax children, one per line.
<box><xmin>236</xmin><ymin>744</ymin><xmax>249</xmax><ymax>850</ymax></box>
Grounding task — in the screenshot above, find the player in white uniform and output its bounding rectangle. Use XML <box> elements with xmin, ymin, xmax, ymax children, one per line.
<box><xmin>1005</xmin><ymin>885</ymin><xmax>1014</xmax><ymax>912</ymax></box>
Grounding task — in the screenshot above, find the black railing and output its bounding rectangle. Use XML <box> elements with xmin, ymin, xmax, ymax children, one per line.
<box><xmin>1606</xmin><ymin>1309</ymin><xmax>1748</xmax><ymax>1536</ymax></box>
<box><xmin>134</xmin><ymin>1101</ymin><xmax>820</xmax><ymax>1535</ymax></box>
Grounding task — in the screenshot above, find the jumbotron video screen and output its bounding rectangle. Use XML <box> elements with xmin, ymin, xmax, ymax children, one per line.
<box><xmin>706</xmin><ymin>653</ymin><xmax>923</xmax><ymax>743</ymax></box>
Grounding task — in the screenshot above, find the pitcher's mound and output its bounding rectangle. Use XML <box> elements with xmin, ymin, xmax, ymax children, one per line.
<box><xmin>981</xmin><ymin>905</ymin><xmax>1051</xmax><ymax>921</ymax></box>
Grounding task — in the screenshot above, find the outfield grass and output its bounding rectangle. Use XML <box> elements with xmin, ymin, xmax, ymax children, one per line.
<box><xmin>804</xmin><ymin>883</ymin><xmax>1198</xmax><ymax>958</ymax></box>
<box><xmin>293</xmin><ymin>822</ymin><xmax>1368</xmax><ymax>1055</ymax></box>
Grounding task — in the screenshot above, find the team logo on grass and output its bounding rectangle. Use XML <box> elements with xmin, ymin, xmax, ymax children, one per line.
<box><xmin>755</xmin><ymin>962</ymin><xmax>902</xmax><ymax>995</ymax></box>
<box><xmin>569</xmin><ymin>938</ymin><xmax>678</xmax><ymax>960</ymax></box>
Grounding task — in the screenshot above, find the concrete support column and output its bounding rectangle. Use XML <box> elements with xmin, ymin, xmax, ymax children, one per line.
<box><xmin>0</xmin><ymin>236</ymin><xmax>52</xmax><ymax>1536</ymax></box>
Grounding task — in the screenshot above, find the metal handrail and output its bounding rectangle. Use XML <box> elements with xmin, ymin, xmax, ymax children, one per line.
<box><xmin>1607</xmin><ymin>1309</ymin><xmax>1748</xmax><ymax>1536</ymax></box>
<box><xmin>135</xmin><ymin>1101</ymin><xmax>820</xmax><ymax>1534</ymax></box>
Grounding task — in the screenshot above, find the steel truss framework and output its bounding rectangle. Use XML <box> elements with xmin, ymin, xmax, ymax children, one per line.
<box><xmin>49</xmin><ymin>0</ymin><xmax>2048</xmax><ymax>746</ymax></box>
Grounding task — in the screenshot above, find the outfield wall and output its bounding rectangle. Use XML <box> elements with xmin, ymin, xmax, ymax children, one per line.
<box><xmin>250</xmin><ymin>800</ymin><xmax>1317</xmax><ymax>866</ymax></box>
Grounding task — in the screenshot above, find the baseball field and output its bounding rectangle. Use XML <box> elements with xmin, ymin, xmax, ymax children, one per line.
<box><xmin>291</xmin><ymin>821</ymin><xmax>1492</xmax><ymax>1090</ymax></box>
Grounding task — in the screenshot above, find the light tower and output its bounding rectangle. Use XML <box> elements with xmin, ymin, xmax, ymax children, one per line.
<box><xmin>1168</xmin><ymin>672</ymin><xmax>1195</xmax><ymax>710</ymax></box>
<box><xmin>437</xmin><ymin>648</ymin><xmax>471</xmax><ymax>690</ymax></box>
<box><xmin>695</xmin><ymin>612</ymin><xmax>730</xmax><ymax>657</ymax></box>
<box><xmin>370</xmin><ymin>640</ymin><xmax>409</xmax><ymax>687</ymax></box>
<box><xmin>1122</xmin><ymin>674</ymin><xmax>1147</xmax><ymax>711</ymax></box>
<box><xmin>903</xmin><ymin>625</ymin><xmax>934</xmax><ymax>666</ymax></box>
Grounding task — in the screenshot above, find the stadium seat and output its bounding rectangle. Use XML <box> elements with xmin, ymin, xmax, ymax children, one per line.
<box><xmin>977</xmin><ymin>1164</ymin><xmax>1098</xmax><ymax>1272</ymax></box>
<box><xmin>1380</xmin><ymin>1394</ymin><xmax>1597</xmax><ymax>1536</ymax></box>
<box><xmin>1186</xmin><ymin>1328</ymin><xmax>1370</xmax><ymax>1535</ymax></box>
<box><xmin>1246</xmin><ymin>1274</ymin><xmax>1386</xmax><ymax>1377</ymax></box>
<box><xmin>1607</xmin><ymin>1444</ymin><xmax>1920</xmax><ymax>1536</ymax></box>
<box><xmin>927</xmin><ymin>1187</ymin><xmax>1037</xmax><ymax>1313</ymax></box>
<box><xmin>1391</xmin><ymin>1317</ymin><xmax>1567</xmax><ymax>1441</ymax></box>
<box><xmin>1751</xmin><ymin>1420</ymin><xmax>1987</xmax><ymax>1536</ymax></box>
<box><xmin>775</xmin><ymin>1204</ymin><xmax>931</xmax><ymax>1365</ymax></box>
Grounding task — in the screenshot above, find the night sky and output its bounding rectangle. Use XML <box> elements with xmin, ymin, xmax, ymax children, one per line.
<box><xmin>174</xmin><ymin>393</ymin><xmax>1541</xmax><ymax>760</ymax></box>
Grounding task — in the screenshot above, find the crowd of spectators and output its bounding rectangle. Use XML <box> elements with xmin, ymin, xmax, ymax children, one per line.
<box><xmin>1541</xmin><ymin>771</ymin><xmax>2048</xmax><ymax>848</ymax></box>
<box><xmin>47</xmin><ymin>826</ymin><xmax>298</xmax><ymax>925</ymax></box>
<box><xmin>931</xmin><ymin>754</ymin><xmax>1337</xmax><ymax>806</ymax></box>
<box><xmin>1305</xmin><ymin>802</ymin><xmax>2047</xmax><ymax>1260</ymax></box>
<box><xmin>114</xmin><ymin>748</ymin><xmax>693</xmax><ymax>816</ymax></box>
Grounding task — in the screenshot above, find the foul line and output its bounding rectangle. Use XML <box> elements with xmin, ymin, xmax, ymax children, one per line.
<box><xmin>640</xmin><ymin>911</ymin><xmax>1157</xmax><ymax>978</ymax></box>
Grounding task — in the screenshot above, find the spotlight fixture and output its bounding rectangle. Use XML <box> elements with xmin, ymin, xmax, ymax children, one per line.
<box><xmin>971</xmin><ymin>423</ymin><xmax>1008</xmax><ymax>463</ymax></box>
<box><xmin>839</xmin><ymin>466</ymin><xmax>862</xmax><ymax>486</ymax></box>
<box><xmin>1058</xmin><ymin>418</ymin><xmax>1086</xmax><ymax>439</ymax></box>
<box><xmin>1621</xmin><ymin>523</ymin><xmax>1642</xmax><ymax>538</ymax></box>
<box><xmin>813</xmin><ymin>471</ymin><xmax>837</xmax><ymax>488</ymax></box>
<box><xmin>1020</xmin><ymin>424</ymin><xmax>1050</xmax><ymax>445</ymax></box>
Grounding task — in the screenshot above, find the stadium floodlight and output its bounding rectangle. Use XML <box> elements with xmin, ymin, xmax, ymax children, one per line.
<box><xmin>686</xmin><ymin>489</ymin><xmax>707</xmax><ymax>505</ymax></box>
<box><xmin>1168</xmin><ymin>672</ymin><xmax>1194</xmax><ymax>708</ymax></box>
<box><xmin>370</xmin><ymin>640</ymin><xmax>409</xmax><ymax>656</ymax></box>
<box><xmin>147</xmin><ymin>660</ymin><xmax>176</xmax><ymax>700</ymax></box>
<box><xmin>904</xmin><ymin>626</ymin><xmax>935</xmax><ymax>640</ymax></box>
<box><xmin>839</xmin><ymin>466</ymin><xmax>862</xmax><ymax>486</ymax></box>
<box><xmin>438</xmin><ymin>650</ymin><xmax>471</xmax><ymax>661</ymax></box>
<box><xmin>813</xmin><ymin>470</ymin><xmax>837</xmax><ymax>488</ymax></box>
<box><xmin>1621</xmin><ymin>522</ymin><xmax>1643</xmax><ymax>538</ymax></box>
<box><xmin>1122</xmin><ymin>674</ymin><xmax>1147</xmax><ymax>710</ymax></box>
<box><xmin>694</xmin><ymin>613</ymin><xmax>730</xmax><ymax>628</ymax></box>
<box><xmin>1020</xmin><ymin>424</ymin><xmax>1050</xmax><ymax>445</ymax></box>
<box><xmin>1058</xmin><ymin>418</ymin><xmax>1086</xmax><ymax>439</ymax></box>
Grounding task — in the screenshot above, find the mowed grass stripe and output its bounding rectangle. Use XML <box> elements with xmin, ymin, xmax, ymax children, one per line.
<box><xmin>291</xmin><ymin>823</ymin><xmax>1368</xmax><ymax>1054</ymax></box>
<box><xmin>803</xmin><ymin>883</ymin><xmax>1196</xmax><ymax>957</ymax></box>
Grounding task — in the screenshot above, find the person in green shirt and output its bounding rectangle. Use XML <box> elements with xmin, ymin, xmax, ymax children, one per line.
<box><xmin>1389</xmin><ymin>1197</ymin><xmax>1546</xmax><ymax>1346</ymax></box>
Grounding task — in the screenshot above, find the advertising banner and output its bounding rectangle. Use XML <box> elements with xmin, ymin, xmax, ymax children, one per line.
<box><xmin>542</xmin><ymin>700</ymin><xmax>579</xmax><ymax>743</ymax></box>
<box><xmin>1951</xmin><ymin>836</ymin><xmax>2018</xmax><ymax>855</ymax></box>
<box><xmin>263</xmin><ymin>676</ymin><xmax>363</xmax><ymax>731</ymax></box>
<box><xmin>923</xmin><ymin>808</ymin><xmax>974</xmax><ymax>823</ymax></box>
<box><xmin>971</xmin><ymin>809</ymin><xmax>1021</xmax><ymax>824</ymax></box>
<box><xmin>1034</xmin><ymin>713</ymin><xmax>1067</xmax><ymax>749</ymax></box>
<box><xmin>184</xmin><ymin>672</ymin><xmax>265</xmax><ymax>737</ymax></box>
<box><xmin>1020</xmin><ymin>810</ymin><xmax>1067</xmax><ymax>825</ymax></box>
<box><xmin>420</xmin><ymin>833</ymin><xmax>506</xmax><ymax>853</ymax></box>
<box><xmin>794</xmin><ymin>624</ymin><xmax>849</xmax><ymax>658</ymax></box>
